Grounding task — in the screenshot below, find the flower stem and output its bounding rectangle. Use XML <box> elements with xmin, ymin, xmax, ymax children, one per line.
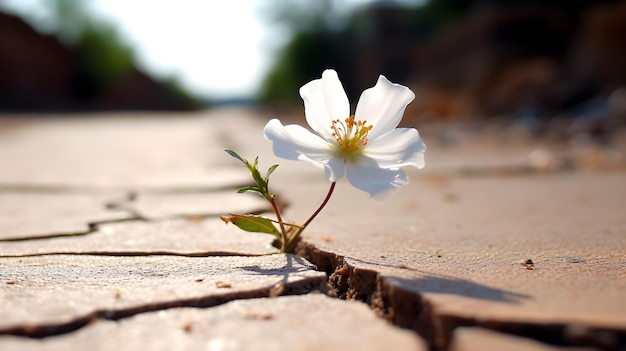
<box><xmin>283</xmin><ymin>182</ymin><xmax>336</xmax><ymax>253</ymax></box>
<box><xmin>268</xmin><ymin>195</ymin><xmax>288</xmax><ymax>248</ymax></box>
<box><xmin>301</xmin><ymin>181</ymin><xmax>336</xmax><ymax>228</ymax></box>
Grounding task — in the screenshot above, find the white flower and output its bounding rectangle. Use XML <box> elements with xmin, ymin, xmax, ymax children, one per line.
<box><xmin>263</xmin><ymin>69</ymin><xmax>426</xmax><ymax>199</ymax></box>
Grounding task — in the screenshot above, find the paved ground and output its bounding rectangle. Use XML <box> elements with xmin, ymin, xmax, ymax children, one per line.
<box><xmin>0</xmin><ymin>108</ymin><xmax>625</xmax><ymax>350</ymax></box>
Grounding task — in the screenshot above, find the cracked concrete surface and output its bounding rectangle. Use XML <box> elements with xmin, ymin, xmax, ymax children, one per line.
<box><xmin>0</xmin><ymin>192</ymin><xmax>134</xmax><ymax>240</ymax></box>
<box><xmin>1</xmin><ymin>109</ymin><xmax>625</xmax><ymax>350</ymax></box>
<box><xmin>0</xmin><ymin>294</ymin><xmax>425</xmax><ymax>351</ymax></box>
<box><xmin>0</xmin><ymin>255</ymin><xmax>326</xmax><ymax>333</ymax></box>
<box><xmin>0</xmin><ymin>218</ymin><xmax>277</xmax><ymax>257</ymax></box>
<box><xmin>449</xmin><ymin>327</ymin><xmax>600</xmax><ymax>351</ymax></box>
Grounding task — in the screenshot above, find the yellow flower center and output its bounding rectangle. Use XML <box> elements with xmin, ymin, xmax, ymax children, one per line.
<box><xmin>330</xmin><ymin>115</ymin><xmax>373</xmax><ymax>161</ymax></box>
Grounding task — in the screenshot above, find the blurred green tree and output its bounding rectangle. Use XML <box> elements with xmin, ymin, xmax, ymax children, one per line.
<box><xmin>45</xmin><ymin>0</ymin><xmax>199</xmax><ymax>107</ymax></box>
<box><xmin>257</xmin><ymin>0</ymin><xmax>469</xmax><ymax>106</ymax></box>
<box><xmin>49</xmin><ymin>0</ymin><xmax>133</xmax><ymax>93</ymax></box>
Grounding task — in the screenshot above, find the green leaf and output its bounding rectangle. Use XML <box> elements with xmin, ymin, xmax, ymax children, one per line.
<box><xmin>265</xmin><ymin>164</ymin><xmax>279</xmax><ymax>183</ymax></box>
<box><xmin>249</xmin><ymin>158</ymin><xmax>265</xmax><ymax>188</ymax></box>
<box><xmin>221</xmin><ymin>214</ymin><xmax>281</xmax><ymax>237</ymax></box>
<box><xmin>236</xmin><ymin>186</ymin><xmax>261</xmax><ymax>194</ymax></box>
<box><xmin>224</xmin><ymin>149</ymin><xmax>248</xmax><ymax>166</ymax></box>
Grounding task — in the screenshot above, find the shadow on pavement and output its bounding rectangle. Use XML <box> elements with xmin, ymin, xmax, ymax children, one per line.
<box><xmin>388</xmin><ymin>274</ymin><xmax>530</xmax><ymax>304</ymax></box>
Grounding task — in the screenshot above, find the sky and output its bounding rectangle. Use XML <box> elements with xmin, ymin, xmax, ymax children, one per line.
<box><xmin>93</xmin><ymin>1</ymin><xmax>276</xmax><ymax>100</ymax></box>
<box><xmin>0</xmin><ymin>0</ymin><xmax>387</xmax><ymax>100</ymax></box>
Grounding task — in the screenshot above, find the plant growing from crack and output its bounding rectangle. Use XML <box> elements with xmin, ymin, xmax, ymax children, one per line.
<box><xmin>222</xmin><ymin>69</ymin><xmax>426</xmax><ymax>253</ymax></box>
<box><xmin>221</xmin><ymin>149</ymin><xmax>333</xmax><ymax>253</ymax></box>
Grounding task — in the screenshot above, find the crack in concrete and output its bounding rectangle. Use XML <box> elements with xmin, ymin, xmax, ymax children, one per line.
<box><xmin>295</xmin><ymin>241</ymin><xmax>626</xmax><ymax>351</ymax></box>
<box><xmin>0</xmin><ymin>275</ymin><xmax>329</xmax><ymax>339</ymax></box>
<box><xmin>0</xmin><ymin>251</ymin><xmax>269</xmax><ymax>258</ymax></box>
<box><xmin>2</xmin><ymin>190</ymin><xmax>623</xmax><ymax>350</ymax></box>
<box><xmin>0</xmin><ymin>209</ymin><xmax>270</xmax><ymax>243</ymax></box>
<box><xmin>435</xmin><ymin>314</ymin><xmax>626</xmax><ymax>351</ymax></box>
<box><xmin>104</xmin><ymin>190</ymin><xmax>274</xmax><ymax>223</ymax></box>
<box><xmin>3</xmin><ymin>224</ymin><xmax>624</xmax><ymax>350</ymax></box>
<box><xmin>0</xmin><ymin>183</ymin><xmax>253</xmax><ymax>194</ymax></box>
<box><xmin>0</xmin><ymin>219</ymin><xmax>138</xmax><ymax>243</ymax></box>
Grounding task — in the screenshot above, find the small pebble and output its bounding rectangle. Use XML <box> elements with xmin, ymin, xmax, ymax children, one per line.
<box><xmin>521</xmin><ymin>259</ymin><xmax>534</xmax><ymax>270</ymax></box>
<box><xmin>215</xmin><ymin>281</ymin><xmax>232</xmax><ymax>288</ymax></box>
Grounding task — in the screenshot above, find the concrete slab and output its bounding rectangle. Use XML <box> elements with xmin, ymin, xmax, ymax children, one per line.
<box><xmin>0</xmin><ymin>218</ymin><xmax>276</xmax><ymax>257</ymax></box>
<box><xmin>0</xmin><ymin>254</ymin><xmax>326</xmax><ymax>335</ymax></box>
<box><xmin>0</xmin><ymin>192</ymin><xmax>133</xmax><ymax>240</ymax></box>
<box><xmin>2</xmin><ymin>110</ymin><xmax>624</xmax><ymax>350</ymax></box>
<box><xmin>449</xmin><ymin>327</ymin><xmax>601</xmax><ymax>351</ymax></box>
<box><xmin>293</xmin><ymin>171</ymin><xmax>626</xmax><ymax>349</ymax></box>
<box><xmin>117</xmin><ymin>191</ymin><xmax>270</xmax><ymax>220</ymax></box>
<box><xmin>415</xmin><ymin>122</ymin><xmax>626</xmax><ymax>176</ymax></box>
<box><xmin>0</xmin><ymin>112</ymin><xmax>251</xmax><ymax>189</ymax></box>
<box><xmin>0</xmin><ymin>294</ymin><xmax>426</xmax><ymax>351</ymax></box>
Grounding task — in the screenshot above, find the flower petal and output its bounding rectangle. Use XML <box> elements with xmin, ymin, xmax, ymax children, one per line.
<box><xmin>345</xmin><ymin>157</ymin><xmax>409</xmax><ymax>199</ymax></box>
<box><xmin>365</xmin><ymin>128</ymin><xmax>426</xmax><ymax>169</ymax></box>
<box><xmin>299</xmin><ymin>69</ymin><xmax>350</xmax><ymax>140</ymax></box>
<box><xmin>324</xmin><ymin>157</ymin><xmax>346</xmax><ymax>182</ymax></box>
<box><xmin>354</xmin><ymin>75</ymin><xmax>415</xmax><ymax>139</ymax></box>
<box><xmin>263</xmin><ymin>118</ymin><xmax>332</xmax><ymax>164</ymax></box>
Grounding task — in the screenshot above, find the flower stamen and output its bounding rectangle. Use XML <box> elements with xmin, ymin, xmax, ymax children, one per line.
<box><xmin>330</xmin><ymin>115</ymin><xmax>373</xmax><ymax>160</ymax></box>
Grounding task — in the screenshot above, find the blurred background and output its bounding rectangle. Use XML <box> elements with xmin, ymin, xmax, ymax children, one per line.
<box><xmin>1</xmin><ymin>0</ymin><xmax>626</xmax><ymax>134</ymax></box>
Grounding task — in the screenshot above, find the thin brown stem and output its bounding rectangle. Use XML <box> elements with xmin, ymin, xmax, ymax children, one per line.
<box><xmin>283</xmin><ymin>182</ymin><xmax>336</xmax><ymax>253</ymax></box>
<box><xmin>301</xmin><ymin>182</ymin><xmax>336</xmax><ymax>228</ymax></box>
<box><xmin>268</xmin><ymin>195</ymin><xmax>288</xmax><ymax>246</ymax></box>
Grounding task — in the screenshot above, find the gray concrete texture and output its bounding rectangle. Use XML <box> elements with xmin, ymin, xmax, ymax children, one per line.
<box><xmin>0</xmin><ymin>108</ymin><xmax>625</xmax><ymax>350</ymax></box>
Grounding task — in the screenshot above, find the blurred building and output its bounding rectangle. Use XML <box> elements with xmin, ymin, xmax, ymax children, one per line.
<box><xmin>399</xmin><ymin>0</ymin><xmax>626</xmax><ymax>119</ymax></box>
<box><xmin>0</xmin><ymin>12</ymin><xmax>199</xmax><ymax>112</ymax></box>
<box><xmin>261</xmin><ymin>0</ymin><xmax>626</xmax><ymax>121</ymax></box>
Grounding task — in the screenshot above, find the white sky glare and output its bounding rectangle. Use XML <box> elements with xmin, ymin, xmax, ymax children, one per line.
<box><xmin>92</xmin><ymin>0</ymin><xmax>272</xmax><ymax>100</ymax></box>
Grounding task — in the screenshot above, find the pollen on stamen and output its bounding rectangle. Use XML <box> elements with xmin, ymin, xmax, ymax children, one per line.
<box><xmin>330</xmin><ymin>116</ymin><xmax>373</xmax><ymax>157</ymax></box>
